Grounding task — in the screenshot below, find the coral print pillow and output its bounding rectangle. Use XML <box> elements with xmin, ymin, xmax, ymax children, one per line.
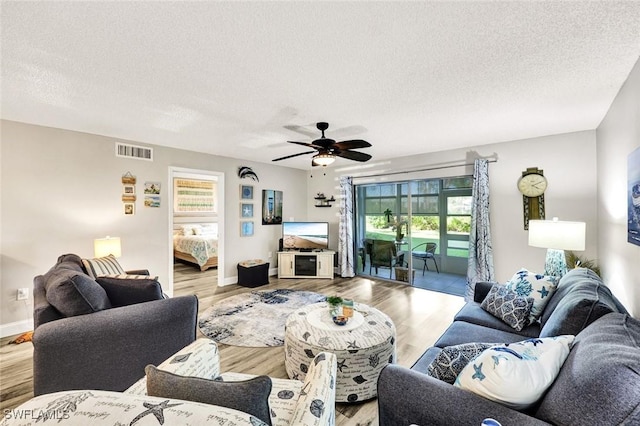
<box><xmin>505</xmin><ymin>268</ymin><xmax>558</xmax><ymax>323</ymax></box>
<box><xmin>454</xmin><ymin>335</ymin><xmax>575</xmax><ymax>410</ymax></box>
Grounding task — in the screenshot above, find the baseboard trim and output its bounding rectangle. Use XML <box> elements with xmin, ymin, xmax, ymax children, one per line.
<box><xmin>0</xmin><ymin>319</ymin><xmax>33</xmax><ymax>338</ymax></box>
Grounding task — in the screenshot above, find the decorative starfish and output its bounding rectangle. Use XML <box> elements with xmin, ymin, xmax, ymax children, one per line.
<box><xmin>347</xmin><ymin>340</ymin><xmax>360</xmax><ymax>349</ymax></box>
<box><xmin>337</xmin><ymin>359</ymin><xmax>349</xmax><ymax>372</ymax></box>
<box><xmin>130</xmin><ymin>400</ymin><xmax>182</xmax><ymax>425</ymax></box>
<box><xmin>537</xmin><ymin>286</ymin><xmax>550</xmax><ymax>298</ymax></box>
<box><xmin>471</xmin><ymin>363</ymin><xmax>485</xmax><ymax>381</ymax></box>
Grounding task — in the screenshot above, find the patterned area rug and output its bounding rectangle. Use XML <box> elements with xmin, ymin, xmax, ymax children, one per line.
<box><xmin>198</xmin><ymin>289</ymin><xmax>326</xmax><ymax>347</ymax></box>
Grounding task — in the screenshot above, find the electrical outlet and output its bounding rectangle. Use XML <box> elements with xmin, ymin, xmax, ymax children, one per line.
<box><xmin>16</xmin><ymin>288</ymin><xmax>28</xmax><ymax>301</ymax></box>
<box><xmin>268</xmin><ymin>251</ymin><xmax>273</xmax><ymax>258</ymax></box>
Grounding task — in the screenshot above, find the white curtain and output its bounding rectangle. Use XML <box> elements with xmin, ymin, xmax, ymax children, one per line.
<box><xmin>466</xmin><ymin>159</ymin><xmax>495</xmax><ymax>300</ymax></box>
<box><xmin>338</xmin><ymin>176</ymin><xmax>355</xmax><ymax>277</ymax></box>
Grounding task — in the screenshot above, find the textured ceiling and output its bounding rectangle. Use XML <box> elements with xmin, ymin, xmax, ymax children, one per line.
<box><xmin>2</xmin><ymin>1</ymin><xmax>640</xmax><ymax>169</ymax></box>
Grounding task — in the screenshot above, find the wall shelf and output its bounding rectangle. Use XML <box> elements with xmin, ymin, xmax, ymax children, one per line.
<box><xmin>314</xmin><ymin>194</ymin><xmax>336</xmax><ymax>207</ymax></box>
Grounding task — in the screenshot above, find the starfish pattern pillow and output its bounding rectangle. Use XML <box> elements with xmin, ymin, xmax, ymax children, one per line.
<box><xmin>454</xmin><ymin>335</ymin><xmax>575</xmax><ymax>410</ymax></box>
<box><xmin>505</xmin><ymin>268</ymin><xmax>559</xmax><ymax>323</ymax></box>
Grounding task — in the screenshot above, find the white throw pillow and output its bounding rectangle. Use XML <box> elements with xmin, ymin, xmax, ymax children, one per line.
<box><xmin>454</xmin><ymin>335</ymin><xmax>575</xmax><ymax>410</ymax></box>
<box><xmin>505</xmin><ymin>268</ymin><xmax>558</xmax><ymax>323</ymax></box>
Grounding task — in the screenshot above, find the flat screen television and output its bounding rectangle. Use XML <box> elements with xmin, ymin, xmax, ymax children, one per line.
<box><xmin>282</xmin><ymin>222</ymin><xmax>329</xmax><ymax>250</ymax></box>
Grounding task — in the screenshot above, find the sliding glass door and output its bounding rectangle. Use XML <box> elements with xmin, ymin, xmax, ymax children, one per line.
<box><xmin>354</xmin><ymin>176</ymin><xmax>472</xmax><ymax>284</ymax></box>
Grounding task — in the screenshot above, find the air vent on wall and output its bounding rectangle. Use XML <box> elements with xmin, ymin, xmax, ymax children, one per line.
<box><xmin>115</xmin><ymin>143</ymin><xmax>153</xmax><ymax>161</ymax></box>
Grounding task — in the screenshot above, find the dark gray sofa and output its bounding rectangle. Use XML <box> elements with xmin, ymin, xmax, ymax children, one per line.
<box><xmin>378</xmin><ymin>268</ymin><xmax>640</xmax><ymax>425</ymax></box>
<box><xmin>33</xmin><ymin>254</ymin><xmax>198</xmax><ymax>396</ymax></box>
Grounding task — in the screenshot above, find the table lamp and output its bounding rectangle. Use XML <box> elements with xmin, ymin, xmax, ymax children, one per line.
<box><xmin>94</xmin><ymin>236</ymin><xmax>122</xmax><ymax>258</ymax></box>
<box><xmin>528</xmin><ymin>218</ymin><xmax>585</xmax><ymax>278</ymax></box>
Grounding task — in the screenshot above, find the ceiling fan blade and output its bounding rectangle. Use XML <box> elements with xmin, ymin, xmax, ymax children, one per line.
<box><xmin>336</xmin><ymin>150</ymin><xmax>372</xmax><ymax>162</ymax></box>
<box><xmin>272</xmin><ymin>150</ymin><xmax>316</xmax><ymax>161</ymax></box>
<box><xmin>288</xmin><ymin>141</ymin><xmax>324</xmax><ymax>149</ymax></box>
<box><xmin>333</xmin><ymin>139</ymin><xmax>372</xmax><ymax>150</ymax></box>
<box><xmin>284</xmin><ymin>124</ymin><xmax>317</xmax><ymax>138</ymax></box>
<box><xmin>328</xmin><ymin>125</ymin><xmax>367</xmax><ymax>139</ymax></box>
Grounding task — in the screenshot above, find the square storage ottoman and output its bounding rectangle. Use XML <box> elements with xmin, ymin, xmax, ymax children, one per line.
<box><xmin>237</xmin><ymin>260</ymin><xmax>270</xmax><ymax>287</ymax></box>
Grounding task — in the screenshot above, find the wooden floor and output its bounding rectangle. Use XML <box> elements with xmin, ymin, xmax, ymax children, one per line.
<box><xmin>1</xmin><ymin>262</ymin><xmax>465</xmax><ymax>425</ymax></box>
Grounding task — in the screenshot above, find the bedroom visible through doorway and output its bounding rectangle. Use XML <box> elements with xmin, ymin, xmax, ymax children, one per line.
<box><xmin>168</xmin><ymin>167</ymin><xmax>225</xmax><ymax>295</ymax></box>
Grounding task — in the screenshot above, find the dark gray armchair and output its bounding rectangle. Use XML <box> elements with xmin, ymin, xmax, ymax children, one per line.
<box><xmin>32</xmin><ymin>254</ymin><xmax>198</xmax><ymax>396</ymax></box>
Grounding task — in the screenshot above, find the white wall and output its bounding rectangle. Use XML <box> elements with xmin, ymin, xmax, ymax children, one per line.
<box><xmin>0</xmin><ymin>120</ymin><xmax>307</xmax><ymax>336</ymax></box>
<box><xmin>308</xmin><ymin>130</ymin><xmax>599</xmax><ymax>286</ymax></box>
<box><xmin>597</xmin><ymin>57</ymin><xmax>640</xmax><ymax>316</ymax></box>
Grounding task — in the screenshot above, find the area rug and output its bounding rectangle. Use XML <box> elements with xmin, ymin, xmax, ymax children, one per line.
<box><xmin>198</xmin><ymin>289</ymin><xmax>326</xmax><ymax>347</ymax></box>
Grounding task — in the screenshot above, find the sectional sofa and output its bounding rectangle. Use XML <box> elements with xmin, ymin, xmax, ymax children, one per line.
<box><xmin>378</xmin><ymin>268</ymin><xmax>640</xmax><ymax>425</ymax></box>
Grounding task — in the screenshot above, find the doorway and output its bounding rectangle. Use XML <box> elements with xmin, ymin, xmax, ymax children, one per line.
<box><xmin>354</xmin><ymin>176</ymin><xmax>472</xmax><ymax>289</ymax></box>
<box><xmin>167</xmin><ymin>167</ymin><xmax>225</xmax><ymax>296</ymax></box>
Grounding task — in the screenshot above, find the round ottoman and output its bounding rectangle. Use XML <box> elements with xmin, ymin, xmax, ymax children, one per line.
<box><xmin>284</xmin><ymin>301</ymin><xmax>396</xmax><ymax>403</ymax></box>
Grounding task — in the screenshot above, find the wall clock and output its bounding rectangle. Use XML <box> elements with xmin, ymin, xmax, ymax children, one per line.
<box><xmin>518</xmin><ymin>167</ymin><xmax>547</xmax><ymax>230</ymax></box>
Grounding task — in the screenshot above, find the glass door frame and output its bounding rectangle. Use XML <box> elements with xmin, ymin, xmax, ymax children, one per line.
<box><xmin>354</xmin><ymin>177</ymin><xmax>471</xmax><ymax>284</ymax></box>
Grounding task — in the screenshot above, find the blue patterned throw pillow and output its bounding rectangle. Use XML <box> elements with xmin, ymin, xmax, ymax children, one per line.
<box><xmin>481</xmin><ymin>284</ymin><xmax>534</xmax><ymax>331</ymax></box>
<box><xmin>505</xmin><ymin>268</ymin><xmax>558</xmax><ymax>323</ymax></box>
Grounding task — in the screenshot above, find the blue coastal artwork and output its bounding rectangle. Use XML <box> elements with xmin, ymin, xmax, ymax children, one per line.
<box><xmin>629</xmin><ymin>146</ymin><xmax>640</xmax><ymax>247</ymax></box>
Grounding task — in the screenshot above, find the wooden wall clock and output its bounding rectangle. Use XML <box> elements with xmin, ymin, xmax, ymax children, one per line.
<box><xmin>518</xmin><ymin>167</ymin><xmax>547</xmax><ymax>230</ymax></box>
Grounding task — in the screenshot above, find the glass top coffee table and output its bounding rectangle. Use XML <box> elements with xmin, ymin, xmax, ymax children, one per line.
<box><xmin>284</xmin><ymin>301</ymin><xmax>396</xmax><ymax>403</ymax></box>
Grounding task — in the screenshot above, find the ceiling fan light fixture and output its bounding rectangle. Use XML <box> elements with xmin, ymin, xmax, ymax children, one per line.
<box><xmin>313</xmin><ymin>153</ymin><xmax>335</xmax><ymax>166</ymax></box>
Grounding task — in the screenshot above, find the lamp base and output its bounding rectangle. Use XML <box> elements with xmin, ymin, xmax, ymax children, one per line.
<box><xmin>544</xmin><ymin>249</ymin><xmax>567</xmax><ymax>278</ymax></box>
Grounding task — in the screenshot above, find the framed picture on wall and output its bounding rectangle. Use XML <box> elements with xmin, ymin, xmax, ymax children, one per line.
<box><xmin>241</xmin><ymin>221</ymin><xmax>254</xmax><ymax>237</ymax></box>
<box><xmin>241</xmin><ymin>185</ymin><xmax>253</xmax><ymax>200</ymax></box>
<box><xmin>241</xmin><ymin>203</ymin><xmax>253</xmax><ymax>218</ymax></box>
<box><xmin>123</xmin><ymin>184</ymin><xmax>135</xmax><ymax>195</ymax></box>
<box><xmin>262</xmin><ymin>189</ymin><xmax>283</xmax><ymax>225</ymax></box>
<box><xmin>124</xmin><ymin>203</ymin><xmax>135</xmax><ymax>215</ymax></box>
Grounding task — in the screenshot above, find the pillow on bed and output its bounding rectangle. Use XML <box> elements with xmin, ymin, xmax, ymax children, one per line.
<box><xmin>195</xmin><ymin>223</ymin><xmax>218</xmax><ymax>236</ymax></box>
<box><xmin>179</xmin><ymin>225</ymin><xmax>197</xmax><ymax>235</ymax></box>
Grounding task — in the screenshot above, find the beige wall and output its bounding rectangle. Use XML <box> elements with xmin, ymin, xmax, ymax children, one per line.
<box><xmin>2</xmin><ymin>55</ymin><xmax>639</xmax><ymax>335</ymax></box>
<box><xmin>308</xmin><ymin>131</ymin><xmax>599</xmax><ymax>286</ymax></box>
<box><xmin>597</xmin><ymin>57</ymin><xmax>640</xmax><ymax>317</ymax></box>
<box><xmin>0</xmin><ymin>121</ymin><xmax>307</xmax><ymax>336</ymax></box>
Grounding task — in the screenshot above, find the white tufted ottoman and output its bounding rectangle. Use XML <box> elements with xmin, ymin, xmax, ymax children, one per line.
<box><xmin>284</xmin><ymin>301</ymin><xmax>396</xmax><ymax>403</ymax></box>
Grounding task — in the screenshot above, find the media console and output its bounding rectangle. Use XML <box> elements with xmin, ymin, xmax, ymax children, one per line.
<box><xmin>277</xmin><ymin>250</ymin><xmax>335</xmax><ymax>279</ymax></box>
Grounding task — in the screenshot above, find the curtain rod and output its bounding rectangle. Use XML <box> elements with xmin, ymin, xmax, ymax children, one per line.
<box><xmin>354</xmin><ymin>159</ymin><xmax>498</xmax><ymax>179</ymax></box>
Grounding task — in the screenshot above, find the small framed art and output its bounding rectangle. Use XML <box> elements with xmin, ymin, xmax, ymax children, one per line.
<box><xmin>124</xmin><ymin>203</ymin><xmax>135</xmax><ymax>215</ymax></box>
<box><xmin>241</xmin><ymin>221</ymin><xmax>254</xmax><ymax>237</ymax></box>
<box><xmin>241</xmin><ymin>203</ymin><xmax>253</xmax><ymax>218</ymax></box>
<box><xmin>241</xmin><ymin>185</ymin><xmax>253</xmax><ymax>200</ymax></box>
<box><xmin>123</xmin><ymin>184</ymin><xmax>135</xmax><ymax>195</ymax></box>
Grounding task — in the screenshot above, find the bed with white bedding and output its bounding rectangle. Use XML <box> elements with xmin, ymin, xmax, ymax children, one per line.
<box><xmin>173</xmin><ymin>224</ymin><xmax>218</xmax><ymax>271</ymax></box>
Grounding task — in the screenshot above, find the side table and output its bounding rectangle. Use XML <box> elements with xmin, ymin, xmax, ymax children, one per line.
<box><xmin>237</xmin><ymin>259</ymin><xmax>269</xmax><ymax>287</ymax></box>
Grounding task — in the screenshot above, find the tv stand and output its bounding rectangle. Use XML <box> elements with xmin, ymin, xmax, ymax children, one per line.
<box><xmin>278</xmin><ymin>250</ymin><xmax>335</xmax><ymax>279</ymax></box>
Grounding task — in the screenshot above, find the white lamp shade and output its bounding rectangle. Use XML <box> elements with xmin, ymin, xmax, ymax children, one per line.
<box><xmin>528</xmin><ymin>219</ymin><xmax>586</xmax><ymax>251</ymax></box>
<box><xmin>94</xmin><ymin>236</ymin><xmax>122</xmax><ymax>258</ymax></box>
<box><xmin>313</xmin><ymin>153</ymin><xmax>336</xmax><ymax>166</ymax></box>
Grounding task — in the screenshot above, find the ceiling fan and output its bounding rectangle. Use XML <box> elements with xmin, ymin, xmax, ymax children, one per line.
<box><xmin>273</xmin><ymin>122</ymin><xmax>372</xmax><ymax>166</ymax></box>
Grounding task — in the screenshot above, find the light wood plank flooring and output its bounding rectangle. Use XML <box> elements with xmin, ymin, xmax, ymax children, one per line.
<box><xmin>1</xmin><ymin>263</ymin><xmax>465</xmax><ymax>425</ymax></box>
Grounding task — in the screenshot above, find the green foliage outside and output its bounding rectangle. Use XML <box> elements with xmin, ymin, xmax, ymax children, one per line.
<box><xmin>367</xmin><ymin>215</ymin><xmax>469</xmax><ymax>233</ymax></box>
<box><xmin>363</xmin><ymin>215</ymin><xmax>469</xmax><ymax>257</ymax></box>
